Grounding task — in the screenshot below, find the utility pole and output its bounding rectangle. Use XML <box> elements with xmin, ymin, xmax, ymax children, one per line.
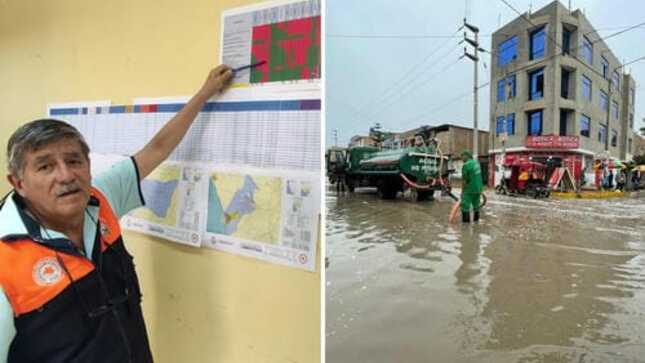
<box><xmin>333</xmin><ymin>128</ymin><xmax>339</xmax><ymax>146</ymax></box>
<box><xmin>605</xmin><ymin>74</ymin><xmax>611</xmax><ymax>152</ymax></box>
<box><xmin>462</xmin><ymin>19</ymin><xmax>482</xmax><ymax>159</ymax></box>
<box><xmin>501</xmin><ymin>66</ymin><xmax>509</xmax><ymax>169</ymax></box>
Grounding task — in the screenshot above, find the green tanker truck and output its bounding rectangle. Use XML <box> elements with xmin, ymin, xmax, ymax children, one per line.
<box><xmin>326</xmin><ymin>138</ymin><xmax>452</xmax><ymax>201</ymax></box>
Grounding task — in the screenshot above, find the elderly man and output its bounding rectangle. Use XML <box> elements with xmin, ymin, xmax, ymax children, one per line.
<box><xmin>460</xmin><ymin>149</ymin><xmax>483</xmax><ymax>223</ymax></box>
<box><xmin>0</xmin><ymin>65</ymin><xmax>233</xmax><ymax>362</ymax></box>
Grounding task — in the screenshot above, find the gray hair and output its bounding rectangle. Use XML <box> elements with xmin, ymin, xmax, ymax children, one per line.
<box><xmin>7</xmin><ymin>119</ymin><xmax>90</xmax><ymax>178</ymax></box>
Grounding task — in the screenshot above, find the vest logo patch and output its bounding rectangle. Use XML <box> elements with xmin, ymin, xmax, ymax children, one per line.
<box><xmin>32</xmin><ymin>257</ymin><xmax>63</xmax><ymax>286</ymax></box>
<box><xmin>100</xmin><ymin>223</ymin><xmax>110</xmax><ymax>237</ymax></box>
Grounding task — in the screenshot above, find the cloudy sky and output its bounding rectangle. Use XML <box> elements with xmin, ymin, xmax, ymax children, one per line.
<box><xmin>325</xmin><ymin>0</ymin><xmax>645</xmax><ymax>147</ymax></box>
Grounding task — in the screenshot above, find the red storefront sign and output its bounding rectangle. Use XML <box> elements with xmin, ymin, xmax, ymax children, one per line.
<box><xmin>525</xmin><ymin>135</ymin><xmax>579</xmax><ymax>149</ymax></box>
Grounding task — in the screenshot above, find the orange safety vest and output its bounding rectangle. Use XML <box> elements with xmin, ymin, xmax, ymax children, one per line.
<box><xmin>0</xmin><ymin>188</ymin><xmax>152</xmax><ymax>363</ymax></box>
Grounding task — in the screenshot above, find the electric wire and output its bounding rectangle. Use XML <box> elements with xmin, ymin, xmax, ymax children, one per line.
<box><xmin>358</xmin><ymin>47</ymin><xmax>463</xmax><ymax>127</ymax></box>
<box><xmin>398</xmin><ymin>82</ymin><xmax>490</xmax><ymax>127</ymax></box>
<box><xmin>498</xmin><ymin>0</ymin><xmax>643</xmax><ymax>80</ymax></box>
<box><xmin>349</xmin><ymin>28</ymin><xmax>463</xmax><ymax>124</ymax></box>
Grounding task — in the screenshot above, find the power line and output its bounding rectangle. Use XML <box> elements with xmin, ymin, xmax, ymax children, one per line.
<box><xmin>355</xmin><ymin>46</ymin><xmax>463</xmax><ymax>126</ymax></box>
<box><xmin>350</xmin><ymin>36</ymin><xmax>463</xmax><ymax>125</ymax></box>
<box><xmin>399</xmin><ymin>91</ymin><xmax>471</xmax><ymax>126</ymax></box>
<box><xmin>623</xmin><ymin>55</ymin><xmax>645</xmax><ymax>68</ymax></box>
<box><xmin>484</xmin><ymin>19</ymin><xmax>645</xmax><ymax>59</ymax></box>
<box><xmin>326</xmin><ymin>93</ymin><xmax>372</xmax><ymax>129</ymax></box>
<box><xmin>327</xmin><ymin>23</ymin><xmax>642</xmax><ymax>41</ymax></box>
<box><xmin>590</xmin><ymin>21</ymin><xmax>645</xmax><ymax>45</ymax></box>
<box><xmin>497</xmin><ymin>0</ymin><xmax>634</xmax><ymax>81</ymax></box>
<box><xmin>487</xmin><ymin>5</ymin><xmax>645</xmax><ymax>83</ymax></box>
<box><xmin>326</xmin><ymin>34</ymin><xmax>467</xmax><ymax>39</ymax></box>
<box><xmin>346</xmin><ymin>29</ymin><xmax>461</xmax><ymax>122</ymax></box>
<box><xmin>398</xmin><ymin>82</ymin><xmax>490</xmax><ymax>126</ymax></box>
<box><xmin>591</xmin><ymin>24</ymin><xmax>645</xmax><ymax>32</ymax></box>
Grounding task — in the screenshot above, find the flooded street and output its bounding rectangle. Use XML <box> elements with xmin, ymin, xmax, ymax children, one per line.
<box><xmin>326</xmin><ymin>186</ymin><xmax>645</xmax><ymax>363</ymax></box>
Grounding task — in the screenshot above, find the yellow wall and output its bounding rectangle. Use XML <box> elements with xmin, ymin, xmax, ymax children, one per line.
<box><xmin>0</xmin><ymin>1</ymin><xmax>320</xmax><ymax>362</ymax></box>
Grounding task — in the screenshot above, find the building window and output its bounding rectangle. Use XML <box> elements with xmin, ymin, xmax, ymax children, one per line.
<box><xmin>629</xmin><ymin>138</ymin><xmax>632</xmax><ymax>153</ymax></box>
<box><xmin>528</xmin><ymin>110</ymin><xmax>543</xmax><ymax>136</ymax></box>
<box><xmin>630</xmin><ymin>113</ymin><xmax>634</xmax><ymax>128</ymax></box>
<box><xmin>580</xmin><ymin>114</ymin><xmax>591</xmax><ymax>137</ymax></box>
<box><xmin>498</xmin><ymin>75</ymin><xmax>516</xmax><ymax>102</ymax></box>
<box><xmin>507</xmin><ymin>113</ymin><xmax>515</xmax><ymax>135</ymax></box>
<box><xmin>582</xmin><ymin>75</ymin><xmax>592</xmax><ymax>102</ymax></box>
<box><xmin>497</xmin><ymin>79</ymin><xmax>505</xmax><ymax>102</ymax></box>
<box><xmin>496</xmin><ymin>116</ymin><xmax>505</xmax><ymax>135</ymax></box>
<box><xmin>630</xmin><ymin>87</ymin><xmax>635</xmax><ymax>105</ymax></box>
<box><xmin>601</xmin><ymin>56</ymin><xmax>609</xmax><ymax>79</ymax></box>
<box><xmin>561</xmin><ymin>68</ymin><xmax>570</xmax><ymax>98</ymax></box>
<box><xmin>530</xmin><ymin>26</ymin><xmax>545</xmax><ymax>60</ymax></box>
<box><xmin>562</xmin><ymin>27</ymin><xmax>571</xmax><ymax>55</ymax></box>
<box><xmin>529</xmin><ymin>68</ymin><xmax>544</xmax><ymax>100</ymax></box>
<box><xmin>600</xmin><ymin>90</ymin><xmax>608</xmax><ymax>111</ymax></box>
<box><xmin>612</xmin><ymin>101</ymin><xmax>619</xmax><ymax>119</ymax></box>
<box><xmin>582</xmin><ymin>36</ymin><xmax>593</xmax><ymax>65</ymax></box>
<box><xmin>612</xmin><ymin>71</ymin><xmax>620</xmax><ymax>89</ymax></box>
<box><xmin>507</xmin><ymin>74</ymin><xmax>516</xmax><ymax>98</ymax></box>
<box><xmin>611</xmin><ymin>129</ymin><xmax>618</xmax><ymax>147</ymax></box>
<box><xmin>598</xmin><ymin>124</ymin><xmax>607</xmax><ymax>144</ymax></box>
<box><xmin>498</xmin><ymin>36</ymin><xmax>518</xmax><ymax>67</ymax></box>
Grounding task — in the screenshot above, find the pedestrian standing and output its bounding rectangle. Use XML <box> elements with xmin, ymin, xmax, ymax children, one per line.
<box><xmin>460</xmin><ymin>150</ymin><xmax>483</xmax><ymax>223</ymax></box>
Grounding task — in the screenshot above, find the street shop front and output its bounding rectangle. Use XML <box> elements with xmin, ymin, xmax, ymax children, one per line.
<box><xmin>489</xmin><ymin>135</ymin><xmax>587</xmax><ymax>188</ymax></box>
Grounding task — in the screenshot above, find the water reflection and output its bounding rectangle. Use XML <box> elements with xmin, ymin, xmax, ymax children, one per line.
<box><xmin>326</xmin><ymin>186</ymin><xmax>645</xmax><ymax>362</ymax></box>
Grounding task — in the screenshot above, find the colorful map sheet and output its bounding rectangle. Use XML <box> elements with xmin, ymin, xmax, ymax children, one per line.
<box><xmin>222</xmin><ymin>0</ymin><xmax>321</xmax><ymax>87</ymax></box>
<box><xmin>250</xmin><ymin>15</ymin><xmax>321</xmax><ymax>83</ymax></box>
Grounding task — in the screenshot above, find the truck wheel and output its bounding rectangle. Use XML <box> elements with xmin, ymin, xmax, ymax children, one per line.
<box><xmin>416</xmin><ymin>190</ymin><xmax>434</xmax><ymax>201</ymax></box>
<box><xmin>377</xmin><ymin>179</ymin><xmax>397</xmax><ymax>199</ymax></box>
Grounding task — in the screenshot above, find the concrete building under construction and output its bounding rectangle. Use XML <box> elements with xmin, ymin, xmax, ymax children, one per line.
<box><xmin>488</xmin><ymin>0</ymin><xmax>639</xmax><ymax>188</ymax></box>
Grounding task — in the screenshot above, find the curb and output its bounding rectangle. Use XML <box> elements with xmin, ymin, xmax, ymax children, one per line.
<box><xmin>551</xmin><ymin>191</ymin><xmax>625</xmax><ymax>199</ymax></box>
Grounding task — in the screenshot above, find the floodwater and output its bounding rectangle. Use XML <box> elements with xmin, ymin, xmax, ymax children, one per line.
<box><xmin>326</xmin><ymin>186</ymin><xmax>645</xmax><ymax>363</ymax></box>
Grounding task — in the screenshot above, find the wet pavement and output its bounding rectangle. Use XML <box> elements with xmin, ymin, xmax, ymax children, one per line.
<box><xmin>325</xmin><ymin>186</ymin><xmax>645</xmax><ymax>363</ymax></box>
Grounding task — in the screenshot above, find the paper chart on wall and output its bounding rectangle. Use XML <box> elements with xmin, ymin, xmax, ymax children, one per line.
<box><xmin>209</xmin><ymin>0</ymin><xmax>321</xmax><ymax>270</ymax></box>
<box><xmin>46</xmin><ymin>0</ymin><xmax>321</xmax><ymax>271</ymax></box>
<box><xmin>48</xmin><ymin>92</ymin><xmax>320</xmax><ymax>270</ymax></box>
<box><xmin>220</xmin><ymin>0</ymin><xmax>321</xmax><ymax>100</ymax></box>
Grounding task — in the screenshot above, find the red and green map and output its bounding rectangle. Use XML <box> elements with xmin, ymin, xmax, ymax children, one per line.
<box><xmin>250</xmin><ymin>16</ymin><xmax>321</xmax><ymax>83</ymax></box>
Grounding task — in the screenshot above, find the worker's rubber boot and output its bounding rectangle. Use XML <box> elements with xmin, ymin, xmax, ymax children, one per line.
<box><xmin>462</xmin><ymin>211</ymin><xmax>470</xmax><ymax>223</ymax></box>
<box><xmin>473</xmin><ymin>211</ymin><xmax>480</xmax><ymax>223</ymax></box>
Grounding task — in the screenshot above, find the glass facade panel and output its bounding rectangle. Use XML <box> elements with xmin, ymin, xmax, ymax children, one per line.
<box><xmin>582</xmin><ymin>75</ymin><xmax>592</xmax><ymax>101</ymax></box>
<box><xmin>507</xmin><ymin>113</ymin><xmax>515</xmax><ymax>135</ymax></box>
<box><xmin>498</xmin><ymin>36</ymin><xmax>519</xmax><ymax>66</ymax></box>
<box><xmin>529</xmin><ymin>68</ymin><xmax>544</xmax><ymax>100</ymax></box>
<box><xmin>580</xmin><ymin>115</ymin><xmax>590</xmax><ymax>137</ymax></box>
<box><xmin>530</xmin><ymin>26</ymin><xmax>545</xmax><ymax>60</ymax></box>
<box><xmin>528</xmin><ymin>110</ymin><xmax>543</xmax><ymax>136</ymax></box>
<box><xmin>582</xmin><ymin>37</ymin><xmax>593</xmax><ymax>64</ymax></box>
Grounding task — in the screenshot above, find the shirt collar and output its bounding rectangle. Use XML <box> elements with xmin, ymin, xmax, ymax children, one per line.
<box><xmin>0</xmin><ymin>191</ymin><xmax>99</xmax><ymax>244</ymax></box>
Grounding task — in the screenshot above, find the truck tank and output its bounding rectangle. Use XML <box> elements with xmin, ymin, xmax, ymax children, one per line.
<box><xmin>344</xmin><ymin>144</ymin><xmax>450</xmax><ymax>201</ymax></box>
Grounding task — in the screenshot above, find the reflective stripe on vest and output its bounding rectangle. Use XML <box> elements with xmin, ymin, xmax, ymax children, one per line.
<box><xmin>0</xmin><ymin>187</ymin><xmax>120</xmax><ymax>316</ymax></box>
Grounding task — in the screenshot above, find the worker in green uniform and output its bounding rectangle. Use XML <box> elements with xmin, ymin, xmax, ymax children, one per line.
<box><xmin>460</xmin><ymin>150</ymin><xmax>483</xmax><ymax>223</ymax></box>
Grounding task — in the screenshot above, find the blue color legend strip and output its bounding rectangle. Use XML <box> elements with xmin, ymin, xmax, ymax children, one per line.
<box><xmin>49</xmin><ymin>99</ymin><xmax>321</xmax><ymax>116</ymax></box>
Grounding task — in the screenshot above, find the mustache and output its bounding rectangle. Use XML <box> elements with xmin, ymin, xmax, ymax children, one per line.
<box><xmin>56</xmin><ymin>183</ymin><xmax>82</xmax><ymax>197</ymax></box>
